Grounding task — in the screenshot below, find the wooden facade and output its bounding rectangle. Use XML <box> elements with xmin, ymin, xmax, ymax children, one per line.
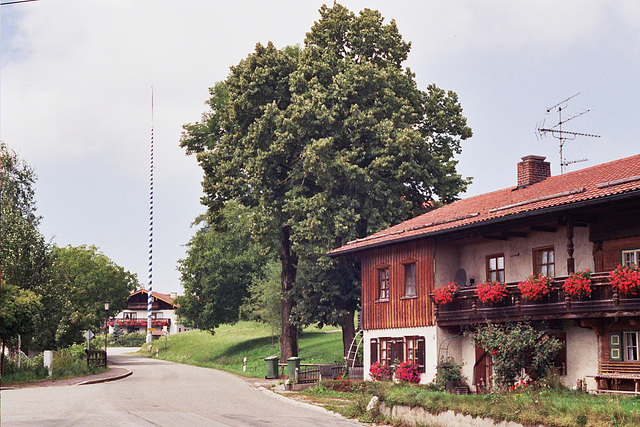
<box><xmin>360</xmin><ymin>238</ymin><xmax>435</xmax><ymax>330</ymax></box>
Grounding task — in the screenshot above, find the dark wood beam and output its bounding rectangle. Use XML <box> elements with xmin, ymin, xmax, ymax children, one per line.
<box><xmin>530</xmin><ymin>225</ymin><xmax>557</xmax><ymax>233</ymax></box>
<box><xmin>503</xmin><ymin>231</ymin><xmax>529</xmax><ymax>238</ymax></box>
<box><xmin>483</xmin><ymin>235</ymin><xmax>509</xmax><ymax>241</ymax></box>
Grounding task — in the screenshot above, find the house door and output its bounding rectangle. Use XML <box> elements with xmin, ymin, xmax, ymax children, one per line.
<box><xmin>474</xmin><ymin>346</ymin><xmax>492</xmax><ymax>391</ymax></box>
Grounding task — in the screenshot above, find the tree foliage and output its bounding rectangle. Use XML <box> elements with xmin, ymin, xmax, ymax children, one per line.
<box><xmin>0</xmin><ymin>143</ymin><xmax>51</xmax><ymax>358</ymax></box>
<box><xmin>180</xmin><ymin>3</ymin><xmax>472</xmax><ymax>358</ymax></box>
<box><xmin>0</xmin><ymin>142</ymin><xmax>51</xmax><ymax>293</ymax></box>
<box><xmin>176</xmin><ymin>202</ymin><xmax>269</xmax><ymax>333</ymax></box>
<box><xmin>34</xmin><ymin>245</ymin><xmax>139</xmax><ymax>349</ymax></box>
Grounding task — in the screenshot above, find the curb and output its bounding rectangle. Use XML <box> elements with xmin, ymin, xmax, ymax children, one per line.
<box><xmin>77</xmin><ymin>367</ymin><xmax>133</xmax><ymax>385</ymax></box>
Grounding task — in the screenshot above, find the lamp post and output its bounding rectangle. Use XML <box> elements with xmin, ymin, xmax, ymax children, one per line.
<box><xmin>104</xmin><ymin>301</ymin><xmax>110</xmax><ymax>367</ymax></box>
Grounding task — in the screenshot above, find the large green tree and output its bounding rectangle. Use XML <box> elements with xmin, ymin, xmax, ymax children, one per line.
<box><xmin>181</xmin><ymin>3</ymin><xmax>471</xmax><ymax>359</ymax></box>
<box><xmin>176</xmin><ymin>202</ymin><xmax>269</xmax><ymax>333</ymax></box>
<box><xmin>34</xmin><ymin>245</ymin><xmax>138</xmax><ymax>349</ymax></box>
<box><xmin>0</xmin><ymin>143</ymin><xmax>50</xmax><ymax>367</ymax></box>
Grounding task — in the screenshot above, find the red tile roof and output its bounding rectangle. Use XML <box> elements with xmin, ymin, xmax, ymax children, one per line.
<box><xmin>330</xmin><ymin>153</ymin><xmax>640</xmax><ymax>256</ymax></box>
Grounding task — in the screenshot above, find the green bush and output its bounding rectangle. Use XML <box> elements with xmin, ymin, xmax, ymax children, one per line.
<box><xmin>109</xmin><ymin>332</ymin><xmax>147</xmax><ymax>347</ymax></box>
<box><xmin>434</xmin><ymin>357</ymin><xmax>466</xmax><ymax>390</ymax></box>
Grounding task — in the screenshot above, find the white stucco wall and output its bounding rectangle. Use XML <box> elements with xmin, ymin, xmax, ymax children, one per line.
<box><xmin>563</xmin><ymin>321</ymin><xmax>598</xmax><ymax>390</ymax></box>
<box><xmin>434</xmin><ymin>226</ymin><xmax>593</xmax><ymax>288</ymax></box>
<box><xmin>364</xmin><ymin>326</ymin><xmax>439</xmax><ymax>384</ymax></box>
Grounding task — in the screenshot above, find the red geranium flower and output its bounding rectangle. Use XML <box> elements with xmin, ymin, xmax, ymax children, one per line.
<box><xmin>476</xmin><ymin>281</ymin><xmax>507</xmax><ymax>304</ymax></box>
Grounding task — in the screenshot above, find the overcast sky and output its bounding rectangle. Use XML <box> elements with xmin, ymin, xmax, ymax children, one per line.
<box><xmin>2</xmin><ymin>1</ymin><xmax>639</xmax><ymax>295</ymax></box>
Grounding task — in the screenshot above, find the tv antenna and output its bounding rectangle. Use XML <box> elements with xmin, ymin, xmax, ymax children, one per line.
<box><xmin>536</xmin><ymin>93</ymin><xmax>600</xmax><ymax>173</ymax></box>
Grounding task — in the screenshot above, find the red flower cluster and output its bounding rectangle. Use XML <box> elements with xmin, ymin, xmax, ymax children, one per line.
<box><xmin>434</xmin><ymin>282</ymin><xmax>459</xmax><ymax>304</ymax></box>
<box><xmin>395</xmin><ymin>361</ymin><xmax>421</xmax><ymax>383</ymax></box>
<box><xmin>369</xmin><ymin>362</ymin><xmax>394</xmax><ymax>381</ymax></box>
<box><xmin>476</xmin><ymin>281</ymin><xmax>507</xmax><ymax>304</ymax></box>
<box><xmin>518</xmin><ymin>274</ymin><xmax>552</xmax><ymax>301</ymax></box>
<box><xmin>609</xmin><ymin>264</ymin><xmax>640</xmax><ymax>296</ymax></box>
<box><xmin>563</xmin><ymin>270</ymin><xmax>592</xmax><ymax>298</ymax></box>
<box><xmin>509</xmin><ymin>379</ymin><xmax>533</xmax><ymax>392</ymax></box>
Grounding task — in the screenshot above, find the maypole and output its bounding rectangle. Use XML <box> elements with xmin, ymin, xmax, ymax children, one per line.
<box><xmin>146</xmin><ymin>87</ymin><xmax>154</xmax><ymax>344</ymax></box>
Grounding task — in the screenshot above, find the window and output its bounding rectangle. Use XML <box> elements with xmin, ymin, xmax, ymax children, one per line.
<box><xmin>404</xmin><ymin>262</ymin><xmax>417</xmax><ymax>297</ymax></box>
<box><xmin>625</xmin><ymin>332</ymin><xmax>639</xmax><ymax>361</ymax></box>
<box><xmin>534</xmin><ymin>247</ymin><xmax>555</xmax><ymax>277</ymax></box>
<box><xmin>378</xmin><ymin>267</ymin><xmax>390</xmax><ymax>300</ymax></box>
<box><xmin>486</xmin><ymin>254</ymin><xmax>505</xmax><ymax>282</ymax></box>
<box><xmin>405</xmin><ymin>336</ymin><xmax>426</xmax><ymax>373</ymax></box>
<box><xmin>610</xmin><ymin>332</ymin><xmax>640</xmax><ymax>361</ymax></box>
<box><xmin>622</xmin><ymin>249</ymin><xmax>640</xmax><ymax>267</ymax></box>
<box><xmin>380</xmin><ymin>338</ymin><xmax>404</xmax><ymax>365</ymax></box>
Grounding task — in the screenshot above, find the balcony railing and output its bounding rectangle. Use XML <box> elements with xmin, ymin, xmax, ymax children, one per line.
<box><xmin>432</xmin><ymin>272</ymin><xmax>640</xmax><ymax>326</ymax></box>
<box><xmin>110</xmin><ymin>318</ymin><xmax>171</xmax><ymax>328</ymax></box>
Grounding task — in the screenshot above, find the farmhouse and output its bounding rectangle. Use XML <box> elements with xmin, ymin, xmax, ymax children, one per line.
<box><xmin>109</xmin><ymin>289</ymin><xmax>189</xmax><ymax>337</ymax></box>
<box><xmin>330</xmin><ymin>154</ymin><xmax>640</xmax><ymax>393</ymax></box>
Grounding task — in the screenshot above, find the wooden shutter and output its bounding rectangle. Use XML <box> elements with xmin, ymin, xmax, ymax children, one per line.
<box><xmin>392</xmin><ymin>338</ymin><xmax>405</xmax><ymax>363</ymax></box>
<box><xmin>417</xmin><ymin>337</ymin><xmax>426</xmax><ymax>373</ymax></box>
<box><xmin>610</xmin><ymin>333</ymin><xmax>623</xmax><ymax>361</ymax></box>
<box><xmin>370</xmin><ymin>339</ymin><xmax>379</xmax><ymax>364</ymax></box>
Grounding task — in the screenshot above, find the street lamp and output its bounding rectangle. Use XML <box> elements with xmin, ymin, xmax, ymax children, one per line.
<box><xmin>104</xmin><ymin>301</ymin><xmax>110</xmax><ymax>367</ymax></box>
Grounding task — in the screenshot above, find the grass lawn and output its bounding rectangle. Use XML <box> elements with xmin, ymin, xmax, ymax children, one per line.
<box><xmin>299</xmin><ymin>381</ymin><xmax>640</xmax><ymax>427</ymax></box>
<box><xmin>139</xmin><ymin>321</ymin><xmax>343</xmax><ymax>378</ymax></box>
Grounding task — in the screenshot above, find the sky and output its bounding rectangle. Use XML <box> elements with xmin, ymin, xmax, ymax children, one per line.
<box><xmin>1</xmin><ymin>1</ymin><xmax>639</xmax><ymax>295</ymax></box>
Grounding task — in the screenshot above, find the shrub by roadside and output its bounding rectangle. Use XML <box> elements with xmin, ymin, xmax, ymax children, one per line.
<box><xmin>2</xmin><ymin>344</ymin><xmax>107</xmax><ymax>385</ymax></box>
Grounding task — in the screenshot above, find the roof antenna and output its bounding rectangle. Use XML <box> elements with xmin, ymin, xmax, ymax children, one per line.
<box><xmin>536</xmin><ymin>93</ymin><xmax>600</xmax><ymax>173</ymax></box>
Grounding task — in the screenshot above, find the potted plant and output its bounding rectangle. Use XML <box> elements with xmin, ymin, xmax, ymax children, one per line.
<box><xmin>609</xmin><ymin>264</ymin><xmax>640</xmax><ymax>296</ymax></box>
<box><xmin>475</xmin><ymin>281</ymin><xmax>508</xmax><ymax>304</ymax></box>
<box><xmin>433</xmin><ymin>282</ymin><xmax>459</xmax><ymax>304</ymax></box>
<box><xmin>563</xmin><ymin>270</ymin><xmax>592</xmax><ymax>298</ymax></box>
<box><xmin>518</xmin><ymin>274</ymin><xmax>552</xmax><ymax>301</ymax></box>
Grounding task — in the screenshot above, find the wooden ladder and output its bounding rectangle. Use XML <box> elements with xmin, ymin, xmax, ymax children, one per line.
<box><xmin>346</xmin><ymin>329</ymin><xmax>363</xmax><ymax>367</ymax></box>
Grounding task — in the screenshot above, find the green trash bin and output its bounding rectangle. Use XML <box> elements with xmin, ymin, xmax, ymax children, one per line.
<box><xmin>265</xmin><ymin>356</ymin><xmax>279</xmax><ymax>379</ymax></box>
<box><xmin>287</xmin><ymin>357</ymin><xmax>301</xmax><ymax>383</ymax></box>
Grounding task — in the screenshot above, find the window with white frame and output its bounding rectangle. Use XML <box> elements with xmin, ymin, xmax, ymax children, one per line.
<box><xmin>378</xmin><ymin>267</ymin><xmax>390</xmax><ymax>301</ymax></box>
<box><xmin>487</xmin><ymin>254</ymin><xmax>505</xmax><ymax>282</ymax></box>
<box><xmin>625</xmin><ymin>332</ymin><xmax>640</xmax><ymax>361</ymax></box>
<box><xmin>404</xmin><ymin>262</ymin><xmax>417</xmax><ymax>297</ymax></box>
<box><xmin>622</xmin><ymin>249</ymin><xmax>640</xmax><ymax>267</ymax></box>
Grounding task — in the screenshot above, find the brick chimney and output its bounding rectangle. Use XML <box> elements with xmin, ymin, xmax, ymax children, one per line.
<box><xmin>517</xmin><ymin>155</ymin><xmax>551</xmax><ymax>188</ymax></box>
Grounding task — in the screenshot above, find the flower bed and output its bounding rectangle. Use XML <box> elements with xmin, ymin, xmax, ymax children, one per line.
<box><xmin>395</xmin><ymin>361</ymin><xmax>420</xmax><ymax>383</ymax></box>
<box><xmin>475</xmin><ymin>281</ymin><xmax>507</xmax><ymax>304</ymax></box>
<box><xmin>518</xmin><ymin>274</ymin><xmax>552</xmax><ymax>301</ymax></box>
<box><xmin>433</xmin><ymin>282</ymin><xmax>459</xmax><ymax>304</ymax></box>
<box><xmin>609</xmin><ymin>264</ymin><xmax>640</xmax><ymax>296</ymax></box>
<box><xmin>369</xmin><ymin>361</ymin><xmax>394</xmax><ymax>381</ymax></box>
<box><xmin>563</xmin><ymin>270</ymin><xmax>592</xmax><ymax>298</ymax></box>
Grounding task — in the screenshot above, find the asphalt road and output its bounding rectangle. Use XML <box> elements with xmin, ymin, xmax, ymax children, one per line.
<box><xmin>1</xmin><ymin>347</ymin><xmax>365</xmax><ymax>426</ymax></box>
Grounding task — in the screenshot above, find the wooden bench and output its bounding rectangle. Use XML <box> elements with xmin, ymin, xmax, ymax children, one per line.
<box><xmin>594</xmin><ymin>361</ymin><xmax>640</xmax><ymax>394</ymax></box>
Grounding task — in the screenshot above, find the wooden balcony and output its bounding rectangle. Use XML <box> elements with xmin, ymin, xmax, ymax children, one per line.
<box><xmin>110</xmin><ymin>318</ymin><xmax>171</xmax><ymax>328</ymax></box>
<box><xmin>433</xmin><ymin>272</ymin><xmax>640</xmax><ymax>327</ymax></box>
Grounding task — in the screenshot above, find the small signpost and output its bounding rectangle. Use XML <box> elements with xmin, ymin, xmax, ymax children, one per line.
<box><xmin>84</xmin><ymin>330</ymin><xmax>95</xmax><ymax>350</ymax></box>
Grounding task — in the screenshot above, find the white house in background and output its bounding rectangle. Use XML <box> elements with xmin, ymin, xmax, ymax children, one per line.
<box><xmin>109</xmin><ymin>289</ymin><xmax>189</xmax><ymax>338</ymax></box>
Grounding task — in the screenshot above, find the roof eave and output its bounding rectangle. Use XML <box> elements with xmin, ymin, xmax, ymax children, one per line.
<box><xmin>328</xmin><ymin>189</ymin><xmax>640</xmax><ymax>257</ymax></box>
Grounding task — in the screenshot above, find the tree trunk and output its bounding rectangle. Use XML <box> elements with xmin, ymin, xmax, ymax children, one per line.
<box><xmin>341</xmin><ymin>310</ymin><xmax>356</xmax><ymax>358</ymax></box>
<box><xmin>1</xmin><ymin>338</ymin><xmax>5</xmax><ymax>376</ymax></box>
<box><xmin>280</xmin><ymin>223</ymin><xmax>298</xmax><ymax>363</ymax></box>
